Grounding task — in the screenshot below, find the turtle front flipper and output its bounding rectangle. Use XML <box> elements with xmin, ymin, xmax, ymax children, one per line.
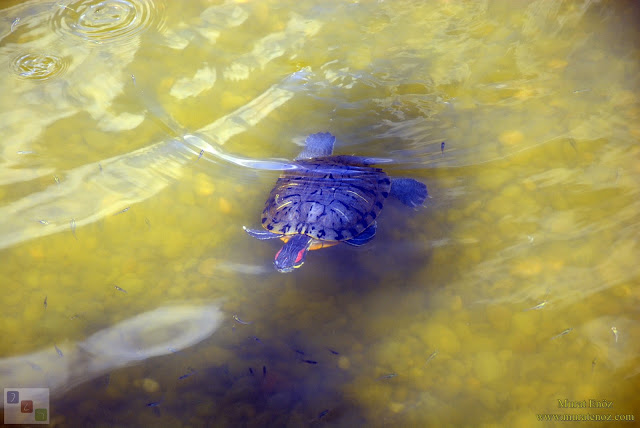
<box><xmin>390</xmin><ymin>178</ymin><xmax>428</xmax><ymax>207</ymax></box>
<box><xmin>243</xmin><ymin>226</ymin><xmax>280</xmax><ymax>240</ymax></box>
<box><xmin>344</xmin><ymin>222</ymin><xmax>377</xmax><ymax>246</ymax></box>
<box><xmin>295</xmin><ymin>132</ymin><xmax>335</xmax><ymax>160</ymax></box>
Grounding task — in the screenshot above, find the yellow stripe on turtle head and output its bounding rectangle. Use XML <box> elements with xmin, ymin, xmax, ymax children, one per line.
<box><xmin>279</xmin><ymin>235</ymin><xmax>338</xmax><ymax>251</ymax></box>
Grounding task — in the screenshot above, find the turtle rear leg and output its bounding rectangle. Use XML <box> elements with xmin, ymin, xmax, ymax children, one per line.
<box><xmin>243</xmin><ymin>226</ymin><xmax>280</xmax><ymax>240</ymax></box>
<box><xmin>344</xmin><ymin>222</ymin><xmax>377</xmax><ymax>246</ymax></box>
<box><xmin>390</xmin><ymin>178</ymin><xmax>428</xmax><ymax>207</ymax></box>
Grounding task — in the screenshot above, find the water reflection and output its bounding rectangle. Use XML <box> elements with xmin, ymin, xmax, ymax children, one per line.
<box><xmin>0</xmin><ymin>68</ymin><xmax>309</xmax><ymax>250</ymax></box>
<box><xmin>1</xmin><ymin>1</ymin><xmax>145</xmax><ymax>187</ymax></box>
<box><xmin>0</xmin><ymin>303</ymin><xmax>223</xmax><ymax>400</ymax></box>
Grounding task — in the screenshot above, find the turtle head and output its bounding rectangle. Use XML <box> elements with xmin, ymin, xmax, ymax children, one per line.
<box><xmin>274</xmin><ymin>235</ymin><xmax>313</xmax><ymax>273</ymax></box>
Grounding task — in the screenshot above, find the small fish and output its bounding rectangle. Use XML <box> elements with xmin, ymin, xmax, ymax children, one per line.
<box><xmin>99</xmin><ymin>163</ymin><xmax>103</xmax><ymax>172</ymax></box>
<box><xmin>525</xmin><ymin>300</ymin><xmax>548</xmax><ymax>311</ymax></box>
<box><xmin>425</xmin><ymin>350</ymin><xmax>438</xmax><ymax>364</ymax></box>
<box><xmin>114</xmin><ymin>285</ymin><xmax>127</xmax><ymax>293</ymax></box>
<box><xmin>263</xmin><ymin>366</ymin><xmax>267</xmax><ymax>377</ymax></box>
<box><xmin>249</xmin><ymin>367</ymin><xmax>254</xmax><ymax>375</ymax></box>
<box><xmin>233</xmin><ymin>314</ymin><xmax>252</xmax><ymax>325</ymax></box>
<box><xmin>54</xmin><ymin>344</ymin><xmax>63</xmax><ymax>357</ymax></box>
<box><xmin>145</xmin><ymin>217</ymin><xmax>151</xmax><ymax>228</ymax></box>
<box><xmin>54</xmin><ymin>175</ymin><xmax>60</xmax><ymax>185</ymax></box>
<box><xmin>551</xmin><ymin>328</ymin><xmax>573</xmax><ymax>340</ymax></box>
<box><xmin>115</xmin><ymin>207</ymin><xmax>130</xmax><ymax>215</ymax></box>
<box><xmin>301</xmin><ymin>359</ymin><xmax>318</xmax><ymax>365</ymax></box>
<box><xmin>69</xmin><ymin>313</ymin><xmax>81</xmax><ymax>320</ymax></box>
<box><xmin>440</xmin><ymin>141</ymin><xmax>445</xmax><ymax>155</ymax></box>
<box><xmin>44</xmin><ymin>296</ymin><xmax>47</xmax><ymax>310</ymax></box>
<box><xmin>197</xmin><ymin>149</ymin><xmax>204</xmax><ymax>160</ymax></box>
<box><xmin>131</xmin><ymin>74</ymin><xmax>136</xmax><ymax>86</ymax></box>
<box><xmin>146</xmin><ymin>401</ymin><xmax>161</xmax><ymax>417</ymax></box>
<box><xmin>70</xmin><ymin>218</ymin><xmax>77</xmax><ymax>240</ymax></box>
<box><xmin>167</xmin><ymin>347</ymin><xmax>180</xmax><ymax>353</ymax></box>
<box><xmin>250</xmin><ymin>336</ymin><xmax>262</xmax><ymax>344</ymax></box>
<box><xmin>327</xmin><ymin>348</ymin><xmax>339</xmax><ymax>355</ymax></box>
<box><xmin>525</xmin><ymin>288</ymin><xmax>550</xmax><ymax>311</ymax></box>
<box><xmin>58</xmin><ymin>3</ymin><xmax>77</xmax><ymax>13</ymax></box>
<box><xmin>591</xmin><ymin>357</ymin><xmax>597</xmax><ymax>373</ymax></box>
<box><xmin>11</xmin><ymin>17</ymin><xmax>20</xmax><ymax>32</ymax></box>
<box><xmin>178</xmin><ymin>367</ymin><xmax>196</xmax><ymax>380</ymax></box>
<box><xmin>573</xmin><ymin>88</ymin><xmax>591</xmax><ymax>93</ymax></box>
<box><xmin>17</xmin><ymin>150</ymin><xmax>33</xmax><ymax>154</ymax></box>
<box><xmin>611</xmin><ymin>326</ymin><xmax>618</xmax><ymax>343</ymax></box>
<box><xmin>569</xmin><ymin>139</ymin><xmax>577</xmax><ymax>151</ymax></box>
<box><xmin>309</xmin><ymin>409</ymin><xmax>330</xmax><ymax>423</ymax></box>
<box><xmin>38</xmin><ymin>219</ymin><xmax>49</xmax><ymax>225</ymax></box>
<box><xmin>27</xmin><ymin>361</ymin><xmax>43</xmax><ymax>371</ymax></box>
<box><xmin>377</xmin><ymin>373</ymin><xmax>397</xmax><ymax>380</ymax></box>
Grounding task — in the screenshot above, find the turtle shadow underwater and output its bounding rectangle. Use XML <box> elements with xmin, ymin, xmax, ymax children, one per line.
<box><xmin>283</xmin><ymin>207</ymin><xmax>436</xmax><ymax>294</ymax></box>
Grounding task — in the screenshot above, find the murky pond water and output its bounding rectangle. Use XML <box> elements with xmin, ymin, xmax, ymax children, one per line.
<box><xmin>1</xmin><ymin>0</ymin><xmax>639</xmax><ymax>426</ymax></box>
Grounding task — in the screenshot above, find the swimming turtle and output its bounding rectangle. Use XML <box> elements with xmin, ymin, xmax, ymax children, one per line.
<box><xmin>244</xmin><ymin>132</ymin><xmax>427</xmax><ymax>272</ymax></box>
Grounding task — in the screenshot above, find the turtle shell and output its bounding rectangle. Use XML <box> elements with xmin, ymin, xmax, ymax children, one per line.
<box><xmin>261</xmin><ymin>156</ymin><xmax>391</xmax><ymax>242</ymax></box>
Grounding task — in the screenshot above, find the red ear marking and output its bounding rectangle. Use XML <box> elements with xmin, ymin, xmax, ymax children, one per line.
<box><xmin>275</xmin><ymin>247</ymin><xmax>283</xmax><ymax>260</ymax></box>
<box><xmin>295</xmin><ymin>248</ymin><xmax>306</xmax><ymax>264</ymax></box>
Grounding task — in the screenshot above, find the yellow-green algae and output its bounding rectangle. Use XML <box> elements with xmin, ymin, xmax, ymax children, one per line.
<box><xmin>1</xmin><ymin>0</ymin><xmax>639</xmax><ymax>427</ymax></box>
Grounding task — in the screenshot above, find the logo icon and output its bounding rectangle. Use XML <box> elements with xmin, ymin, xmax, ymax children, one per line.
<box><xmin>6</xmin><ymin>391</ymin><xmax>19</xmax><ymax>404</ymax></box>
<box><xmin>35</xmin><ymin>409</ymin><xmax>48</xmax><ymax>421</ymax></box>
<box><xmin>4</xmin><ymin>388</ymin><xmax>49</xmax><ymax>424</ymax></box>
<box><xmin>21</xmin><ymin>400</ymin><xmax>33</xmax><ymax>413</ymax></box>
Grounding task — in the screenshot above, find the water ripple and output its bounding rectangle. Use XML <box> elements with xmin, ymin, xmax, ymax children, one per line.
<box><xmin>51</xmin><ymin>0</ymin><xmax>165</xmax><ymax>44</ymax></box>
<box><xmin>11</xmin><ymin>53</ymin><xmax>69</xmax><ymax>80</ymax></box>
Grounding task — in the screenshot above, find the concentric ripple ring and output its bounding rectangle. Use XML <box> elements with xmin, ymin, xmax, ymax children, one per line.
<box><xmin>12</xmin><ymin>53</ymin><xmax>69</xmax><ymax>80</ymax></box>
<box><xmin>51</xmin><ymin>0</ymin><xmax>165</xmax><ymax>44</ymax></box>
